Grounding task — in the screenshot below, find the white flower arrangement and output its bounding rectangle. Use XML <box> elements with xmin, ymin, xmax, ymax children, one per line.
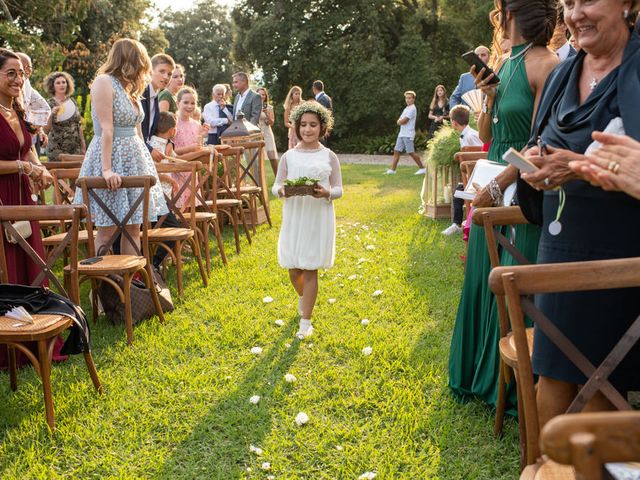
<box><xmin>289</xmin><ymin>100</ymin><xmax>334</xmax><ymax>133</ymax></box>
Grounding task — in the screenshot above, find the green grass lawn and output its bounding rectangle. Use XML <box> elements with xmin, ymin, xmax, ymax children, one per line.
<box><xmin>0</xmin><ymin>164</ymin><xmax>519</xmax><ymax>479</ymax></box>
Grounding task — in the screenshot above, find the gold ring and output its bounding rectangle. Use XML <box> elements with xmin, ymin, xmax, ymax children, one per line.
<box><xmin>608</xmin><ymin>161</ymin><xmax>620</xmax><ymax>174</ymax></box>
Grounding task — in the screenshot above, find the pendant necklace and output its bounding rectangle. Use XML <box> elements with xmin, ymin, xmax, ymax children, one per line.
<box><xmin>493</xmin><ymin>43</ymin><xmax>533</xmax><ymax>124</ymax></box>
<box><xmin>589</xmin><ymin>78</ymin><xmax>598</xmax><ymax>90</ymax></box>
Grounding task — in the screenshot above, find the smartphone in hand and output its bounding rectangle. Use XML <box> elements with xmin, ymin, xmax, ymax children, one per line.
<box><xmin>462</xmin><ymin>51</ymin><xmax>500</xmax><ymax>85</ymax></box>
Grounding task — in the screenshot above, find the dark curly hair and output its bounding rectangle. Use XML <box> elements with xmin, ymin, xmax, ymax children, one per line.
<box><xmin>501</xmin><ymin>0</ymin><xmax>557</xmax><ymax>46</ymax></box>
<box><xmin>0</xmin><ymin>48</ymin><xmax>36</xmax><ymax>134</ymax></box>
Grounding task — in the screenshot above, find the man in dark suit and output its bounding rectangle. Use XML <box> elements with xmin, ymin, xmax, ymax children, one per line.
<box><xmin>141</xmin><ymin>53</ymin><xmax>175</xmax><ymax>162</ymax></box>
<box><xmin>312</xmin><ymin>80</ymin><xmax>332</xmax><ymax>110</ymax></box>
<box><xmin>232</xmin><ymin>72</ymin><xmax>261</xmax><ymax>125</ymax></box>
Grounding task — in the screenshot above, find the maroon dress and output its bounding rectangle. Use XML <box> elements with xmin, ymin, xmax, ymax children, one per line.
<box><xmin>0</xmin><ymin>114</ymin><xmax>66</xmax><ymax>368</ymax></box>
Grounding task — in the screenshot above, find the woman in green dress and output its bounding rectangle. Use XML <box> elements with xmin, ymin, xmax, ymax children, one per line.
<box><xmin>448</xmin><ymin>0</ymin><xmax>558</xmax><ymax>411</ymax></box>
<box><xmin>158</xmin><ymin>64</ymin><xmax>185</xmax><ymax>114</ymax></box>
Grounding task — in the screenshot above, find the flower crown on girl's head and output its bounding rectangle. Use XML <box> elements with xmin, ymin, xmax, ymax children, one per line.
<box><xmin>289</xmin><ymin>100</ymin><xmax>334</xmax><ymax>133</ymax></box>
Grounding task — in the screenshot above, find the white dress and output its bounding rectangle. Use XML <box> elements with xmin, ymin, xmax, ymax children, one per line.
<box><xmin>272</xmin><ymin>146</ymin><xmax>343</xmax><ymax>270</ymax></box>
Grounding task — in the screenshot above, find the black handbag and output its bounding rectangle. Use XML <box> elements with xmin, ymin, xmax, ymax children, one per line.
<box><xmin>96</xmin><ymin>267</ymin><xmax>173</xmax><ymax>325</ymax></box>
<box><xmin>0</xmin><ymin>284</ymin><xmax>91</xmax><ymax>354</ymax></box>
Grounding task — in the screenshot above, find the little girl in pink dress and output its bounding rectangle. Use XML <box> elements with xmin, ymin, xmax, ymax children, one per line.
<box><xmin>173</xmin><ymin>87</ymin><xmax>209</xmax><ymax>207</ymax></box>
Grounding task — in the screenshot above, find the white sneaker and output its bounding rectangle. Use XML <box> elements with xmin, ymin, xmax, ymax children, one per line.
<box><xmin>415</xmin><ymin>168</ymin><xmax>427</xmax><ymax>175</ymax></box>
<box><xmin>384</xmin><ymin>169</ymin><xmax>396</xmax><ymax>175</ymax></box>
<box><xmin>442</xmin><ymin>223</ymin><xmax>463</xmax><ymax>235</ymax></box>
<box><xmin>296</xmin><ymin>319</ymin><xmax>313</xmax><ymax>339</ymax></box>
<box><xmin>298</xmin><ymin>296</ymin><xmax>303</xmax><ymax>316</ymax></box>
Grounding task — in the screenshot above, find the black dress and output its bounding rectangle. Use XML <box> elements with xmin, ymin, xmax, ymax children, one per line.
<box><xmin>428</xmin><ymin>102</ymin><xmax>449</xmax><ymax>136</ymax></box>
<box><xmin>529</xmin><ymin>31</ymin><xmax>640</xmax><ymax>393</ymax></box>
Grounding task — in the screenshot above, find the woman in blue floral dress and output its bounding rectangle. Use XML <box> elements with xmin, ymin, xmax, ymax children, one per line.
<box><xmin>74</xmin><ymin>38</ymin><xmax>167</xmax><ymax>255</ymax></box>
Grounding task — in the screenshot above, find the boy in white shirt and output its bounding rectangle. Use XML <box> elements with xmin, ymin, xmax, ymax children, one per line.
<box><xmin>385</xmin><ymin>91</ymin><xmax>426</xmax><ymax>175</ymax></box>
<box><xmin>442</xmin><ymin>105</ymin><xmax>483</xmax><ymax>235</ymax></box>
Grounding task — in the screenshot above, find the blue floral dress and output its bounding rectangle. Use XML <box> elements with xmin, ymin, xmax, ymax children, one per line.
<box><xmin>74</xmin><ymin>76</ymin><xmax>167</xmax><ymax>226</ymax></box>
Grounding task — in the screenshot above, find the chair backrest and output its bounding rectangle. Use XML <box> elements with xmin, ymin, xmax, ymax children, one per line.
<box><xmin>459</xmin><ymin>160</ymin><xmax>478</xmax><ymax>188</ymax></box>
<box><xmin>473</xmin><ymin>206</ymin><xmax>530</xmax><ymax>338</ymax></box>
<box><xmin>51</xmin><ymin>168</ymin><xmax>81</xmax><ymax>206</ymax></box>
<box><xmin>44</xmin><ymin>161</ymin><xmax>84</xmax><ymax>171</ymax></box>
<box><xmin>216</xmin><ymin>146</ymin><xmax>245</xmax><ymax>203</ymax></box>
<box><xmin>541</xmin><ymin>411</ymin><xmax>640</xmax><ymax>480</ymax></box>
<box><xmin>0</xmin><ymin>205</ymin><xmax>85</xmax><ymax>302</ymax></box>
<box><xmin>57</xmin><ymin>154</ymin><xmax>85</xmax><ymax>163</ymax></box>
<box><xmin>489</xmin><ymin>257</ymin><xmax>640</xmax><ymax>464</ymax></box>
<box><xmin>77</xmin><ymin>176</ymin><xmax>155</xmax><ymax>259</ymax></box>
<box><xmin>154</xmin><ymin>161</ymin><xmax>201</xmax><ymax>231</ymax></box>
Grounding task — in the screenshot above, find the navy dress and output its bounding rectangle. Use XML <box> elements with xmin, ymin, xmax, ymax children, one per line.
<box><xmin>529</xmin><ymin>31</ymin><xmax>640</xmax><ymax>393</ymax></box>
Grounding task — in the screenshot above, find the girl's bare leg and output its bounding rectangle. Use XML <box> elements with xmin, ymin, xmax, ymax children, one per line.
<box><xmin>95</xmin><ymin>226</ymin><xmax>119</xmax><ymax>255</ymax></box>
<box><xmin>289</xmin><ymin>268</ymin><xmax>304</xmax><ymax>296</ymax></box>
<box><xmin>121</xmin><ymin>224</ymin><xmax>142</xmax><ymax>256</ymax></box>
<box><xmin>301</xmin><ymin>270</ymin><xmax>318</xmax><ymax>319</ymax></box>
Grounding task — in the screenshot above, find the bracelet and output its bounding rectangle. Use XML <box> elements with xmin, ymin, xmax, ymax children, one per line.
<box><xmin>487</xmin><ymin>178</ymin><xmax>503</xmax><ymax>206</ymax></box>
<box><xmin>25</xmin><ymin>162</ymin><xmax>36</xmax><ymax>177</ymax></box>
<box><xmin>16</xmin><ymin>160</ymin><xmax>23</xmax><ymax>175</ymax></box>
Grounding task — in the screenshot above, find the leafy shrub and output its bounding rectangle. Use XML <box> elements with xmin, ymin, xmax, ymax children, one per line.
<box><xmin>425</xmin><ymin>123</ymin><xmax>460</xmax><ymax>167</ymax></box>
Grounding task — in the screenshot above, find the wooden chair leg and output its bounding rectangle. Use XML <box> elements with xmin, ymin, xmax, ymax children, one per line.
<box><xmin>494</xmin><ymin>360</ymin><xmax>507</xmax><ymax>437</ymax></box>
<box><xmin>237</xmin><ymin>204</ymin><xmax>252</xmax><ymax>244</ymax></box>
<box><xmin>259</xmin><ymin>190</ymin><xmax>272</xmax><ymax>227</ymax></box>
<box><xmin>83</xmin><ymin>352</ymin><xmax>103</xmax><ymax>393</ymax></box>
<box><xmin>90</xmin><ymin>280</ymin><xmax>99</xmax><ymax>323</ymax></box>
<box><xmin>174</xmin><ymin>240</ymin><xmax>184</xmax><ymax>298</ymax></box>
<box><xmin>122</xmin><ymin>272</ymin><xmax>134</xmax><ymax>346</ymax></box>
<box><xmin>8</xmin><ymin>345</ymin><xmax>17</xmax><ymax>391</ymax></box>
<box><xmin>37</xmin><ymin>339</ymin><xmax>55</xmax><ymax>432</ymax></box>
<box><xmin>189</xmin><ymin>237</ymin><xmax>208</xmax><ymax>288</ymax></box>
<box><xmin>515</xmin><ymin>375</ymin><xmax>528</xmax><ymax>471</ymax></box>
<box><xmin>211</xmin><ymin>218</ymin><xmax>227</xmax><ymax>265</ymax></box>
<box><xmin>142</xmin><ymin>264</ymin><xmax>165</xmax><ymax>324</ymax></box>
<box><xmin>228</xmin><ymin>208</ymin><xmax>241</xmax><ymax>254</ymax></box>
<box><xmin>198</xmin><ymin>224</ymin><xmax>211</xmax><ymax>273</ymax></box>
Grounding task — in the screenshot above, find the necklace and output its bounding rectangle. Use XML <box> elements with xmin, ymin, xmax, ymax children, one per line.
<box><xmin>493</xmin><ymin>43</ymin><xmax>533</xmax><ymax>124</ymax></box>
<box><xmin>589</xmin><ymin>78</ymin><xmax>598</xmax><ymax>90</ymax></box>
<box><xmin>0</xmin><ymin>102</ymin><xmax>13</xmax><ymax>114</ymax></box>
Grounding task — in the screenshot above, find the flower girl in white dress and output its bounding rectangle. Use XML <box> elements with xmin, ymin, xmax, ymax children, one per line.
<box><xmin>272</xmin><ymin>102</ymin><xmax>343</xmax><ymax>338</ymax></box>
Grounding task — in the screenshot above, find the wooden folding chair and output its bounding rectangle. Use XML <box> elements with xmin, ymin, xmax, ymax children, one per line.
<box><xmin>57</xmin><ymin>154</ymin><xmax>85</xmax><ymax>163</ymax></box>
<box><xmin>489</xmin><ymin>257</ymin><xmax>640</xmax><ymax>476</ymax></box>
<box><xmin>473</xmin><ymin>206</ymin><xmax>532</xmax><ymax>455</ymax></box>
<box><xmin>222</xmin><ymin>140</ymin><xmax>272</xmax><ymax>233</ymax></box>
<box><xmin>203</xmin><ymin>146</ymin><xmax>251</xmax><ymax>254</ymax></box>
<box><xmin>541</xmin><ymin>411</ymin><xmax>640</xmax><ymax>480</ymax></box>
<box><xmin>39</xmin><ymin>161</ymin><xmax>84</xmax><ymax>233</ymax></box>
<box><xmin>0</xmin><ymin>204</ymin><xmax>102</xmax><ymax>431</ymax></box>
<box><xmin>151</xmin><ymin>161</ymin><xmax>208</xmax><ymax>296</ymax></box>
<box><xmin>77</xmin><ymin>175</ymin><xmax>165</xmax><ymax>345</ymax></box>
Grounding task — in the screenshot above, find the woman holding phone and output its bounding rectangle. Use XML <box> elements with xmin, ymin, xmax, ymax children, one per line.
<box><xmin>448</xmin><ymin>0</ymin><xmax>558</xmax><ymax>412</ymax></box>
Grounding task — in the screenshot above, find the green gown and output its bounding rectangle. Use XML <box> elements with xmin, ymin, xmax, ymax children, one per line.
<box><xmin>448</xmin><ymin>43</ymin><xmax>541</xmax><ymax>412</ymax></box>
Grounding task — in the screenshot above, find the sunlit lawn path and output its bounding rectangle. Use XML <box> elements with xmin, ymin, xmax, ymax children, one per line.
<box><xmin>0</xmin><ymin>164</ymin><xmax>519</xmax><ymax>479</ymax></box>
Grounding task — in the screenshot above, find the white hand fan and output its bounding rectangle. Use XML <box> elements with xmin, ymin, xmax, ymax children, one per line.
<box><xmin>461</xmin><ymin>89</ymin><xmax>483</xmax><ymax>113</ymax></box>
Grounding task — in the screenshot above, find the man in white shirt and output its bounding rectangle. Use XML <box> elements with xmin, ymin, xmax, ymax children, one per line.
<box><xmin>442</xmin><ymin>105</ymin><xmax>483</xmax><ymax>235</ymax></box>
<box><xmin>385</xmin><ymin>91</ymin><xmax>426</xmax><ymax>175</ymax></box>
<box><xmin>203</xmin><ymin>84</ymin><xmax>233</xmax><ymax>145</ymax></box>
<box><xmin>16</xmin><ymin>52</ymin><xmax>50</xmax><ymax>154</ymax></box>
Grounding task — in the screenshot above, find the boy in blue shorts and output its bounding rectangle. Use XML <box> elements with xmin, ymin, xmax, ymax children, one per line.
<box><xmin>385</xmin><ymin>91</ymin><xmax>426</xmax><ymax>175</ymax></box>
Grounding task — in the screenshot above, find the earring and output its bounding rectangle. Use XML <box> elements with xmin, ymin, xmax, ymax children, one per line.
<box><xmin>624</xmin><ymin>9</ymin><xmax>629</xmax><ymax>18</ymax></box>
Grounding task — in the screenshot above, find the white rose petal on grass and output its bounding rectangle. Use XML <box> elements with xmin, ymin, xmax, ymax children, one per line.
<box><xmin>250</xmin><ymin>347</ymin><xmax>263</xmax><ymax>355</ymax></box>
<box><xmin>285</xmin><ymin>343</ymin><xmax>291</xmax><ymax>349</ymax></box>
<box><xmin>267</xmin><ymin>476</ymin><xmax>275</xmax><ymax>480</ymax></box>
<box><xmin>336</xmin><ymin>445</ymin><xmax>343</xmax><ymax>451</ymax></box>
<box><xmin>348</xmin><ymin>274</ymin><xmax>358</xmax><ymax>280</ymax></box>
<box><xmin>328</xmin><ymin>298</ymin><xmax>337</xmax><ymax>304</ymax></box>
<box><xmin>249</xmin><ymin>445</ymin><xmax>263</xmax><ymax>456</ymax></box>
<box><xmin>362</xmin><ymin>346</ymin><xmax>373</xmax><ymax>356</ymax></box>
<box><xmin>274</xmin><ymin>319</ymin><xmax>285</xmax><ymax>327</ymax></box>
<box><xmin>249</xmin><ymin>395</ymin><xmax>261</xmax><ymax>404</ymax></box>
<box><xmin>295</xmin><ymin>412</ymin><xmax>310</xmax><ymax>426</ymax></box>
<box><xmin>261</xmin><ymin>462</ymin><xmax>271</xmax><ymax>471</ymax></box>
<box><xmin>361</xmin><ymin>319</ymin><xmax>370</xmax><ymax>326</ymax></box>
<box><xmin>285</xmin><ymin>373</ymin><xmax>297</xmax><ymax>383</ymax></box>
<box><xmin>366</xmin><ymin>245</ymin><xmax>376</xmax><ymax>251</ymax></box>
<box><xmin>357</xmin><ymin>258</ymin><xmax>368</xmax><ymax>264</ymax></box>
<box><xmin>372</xmin><ymin>290</ymin><xmax>384</xmax><ymax>297</ymax></box>
<box><xmin>263</xmin><ymin>296</ymin><xmax>274</xmax><ymax>303</ymax></box>
<box><xmin>359</xmin><ymin>472</ymin><xmax>377</xmax><ymax>480</ymax></box>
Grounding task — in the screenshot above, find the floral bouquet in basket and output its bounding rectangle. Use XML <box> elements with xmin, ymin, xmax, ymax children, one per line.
<box><xmin>284</xmin><ymin>177</ymin><xmax>320</xmax><ymax>197</ymax></box>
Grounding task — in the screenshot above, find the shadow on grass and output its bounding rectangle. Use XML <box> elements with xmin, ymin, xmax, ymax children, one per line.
<box><xmin>157</xmin><ymin>317</ymin><xmax>302</xmax><ymax>479</ymax></box>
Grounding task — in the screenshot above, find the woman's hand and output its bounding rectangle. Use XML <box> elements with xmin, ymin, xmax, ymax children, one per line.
<box><xmin>102</xmin><ymin>169</ymin><xmax>122</xmax><ymax>191</ymax></box>
<box><xmin>50</xmin><ymin>105</ymin><xmax>61</xmax><ymax>119</ymax></box>
<box><xmin>471</xmin><ymin>65</ymin><xmax>498</xmax><ymax>101</ymax></box>
<box><xmin>521</xmin><ymin>145</ymin><xmax>581</xmax><ymax>190</ymax></box>
<box><xmin>151</xmin><ymin>148</ymin><xmax>165</xmax><ymax>162</ymax></box>
<box><xmin>38</xmin><ymin>168</ymin><xmax>53</xmax><ymax>189</ymax></box>
<box><xmin>471</xmin><ymin>183</ymin><xmax>494</xmax><ymax>208</ymax></box>
<box><xmin>200</xmin><ymin>123</ymin><xmax>210</xmax><ymax>136</ymax></box>
<box><xmin>278</xmin><ymin>187</ymin><xmax>286</xmax><ymax>198</ymax></box>
<box><xmin>312</xmin><ymin>184</ymin><xmax>330</xmax><ymax>199</ymax></box>
<box><xmin>569</xmin><ymin>132</ymin><xmax>640</xmax><ymax>200</ymax></box>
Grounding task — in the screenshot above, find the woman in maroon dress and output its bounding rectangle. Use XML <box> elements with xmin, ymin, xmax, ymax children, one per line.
<box><xmin>0</xmin><ymin>48</ymin><xmax>56</xmax><ymax>368</ymax></box>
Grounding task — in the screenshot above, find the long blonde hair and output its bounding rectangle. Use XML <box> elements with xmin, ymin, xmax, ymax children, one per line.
<box><xmin>97</xmin><ymin>38</ymin><xmax>152</xmax><ymax>101</ymax></box>
<box><xmin>284</xmin><ymin>86</ymin><xmax>302</xmax><ymax>112</ymax></box>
